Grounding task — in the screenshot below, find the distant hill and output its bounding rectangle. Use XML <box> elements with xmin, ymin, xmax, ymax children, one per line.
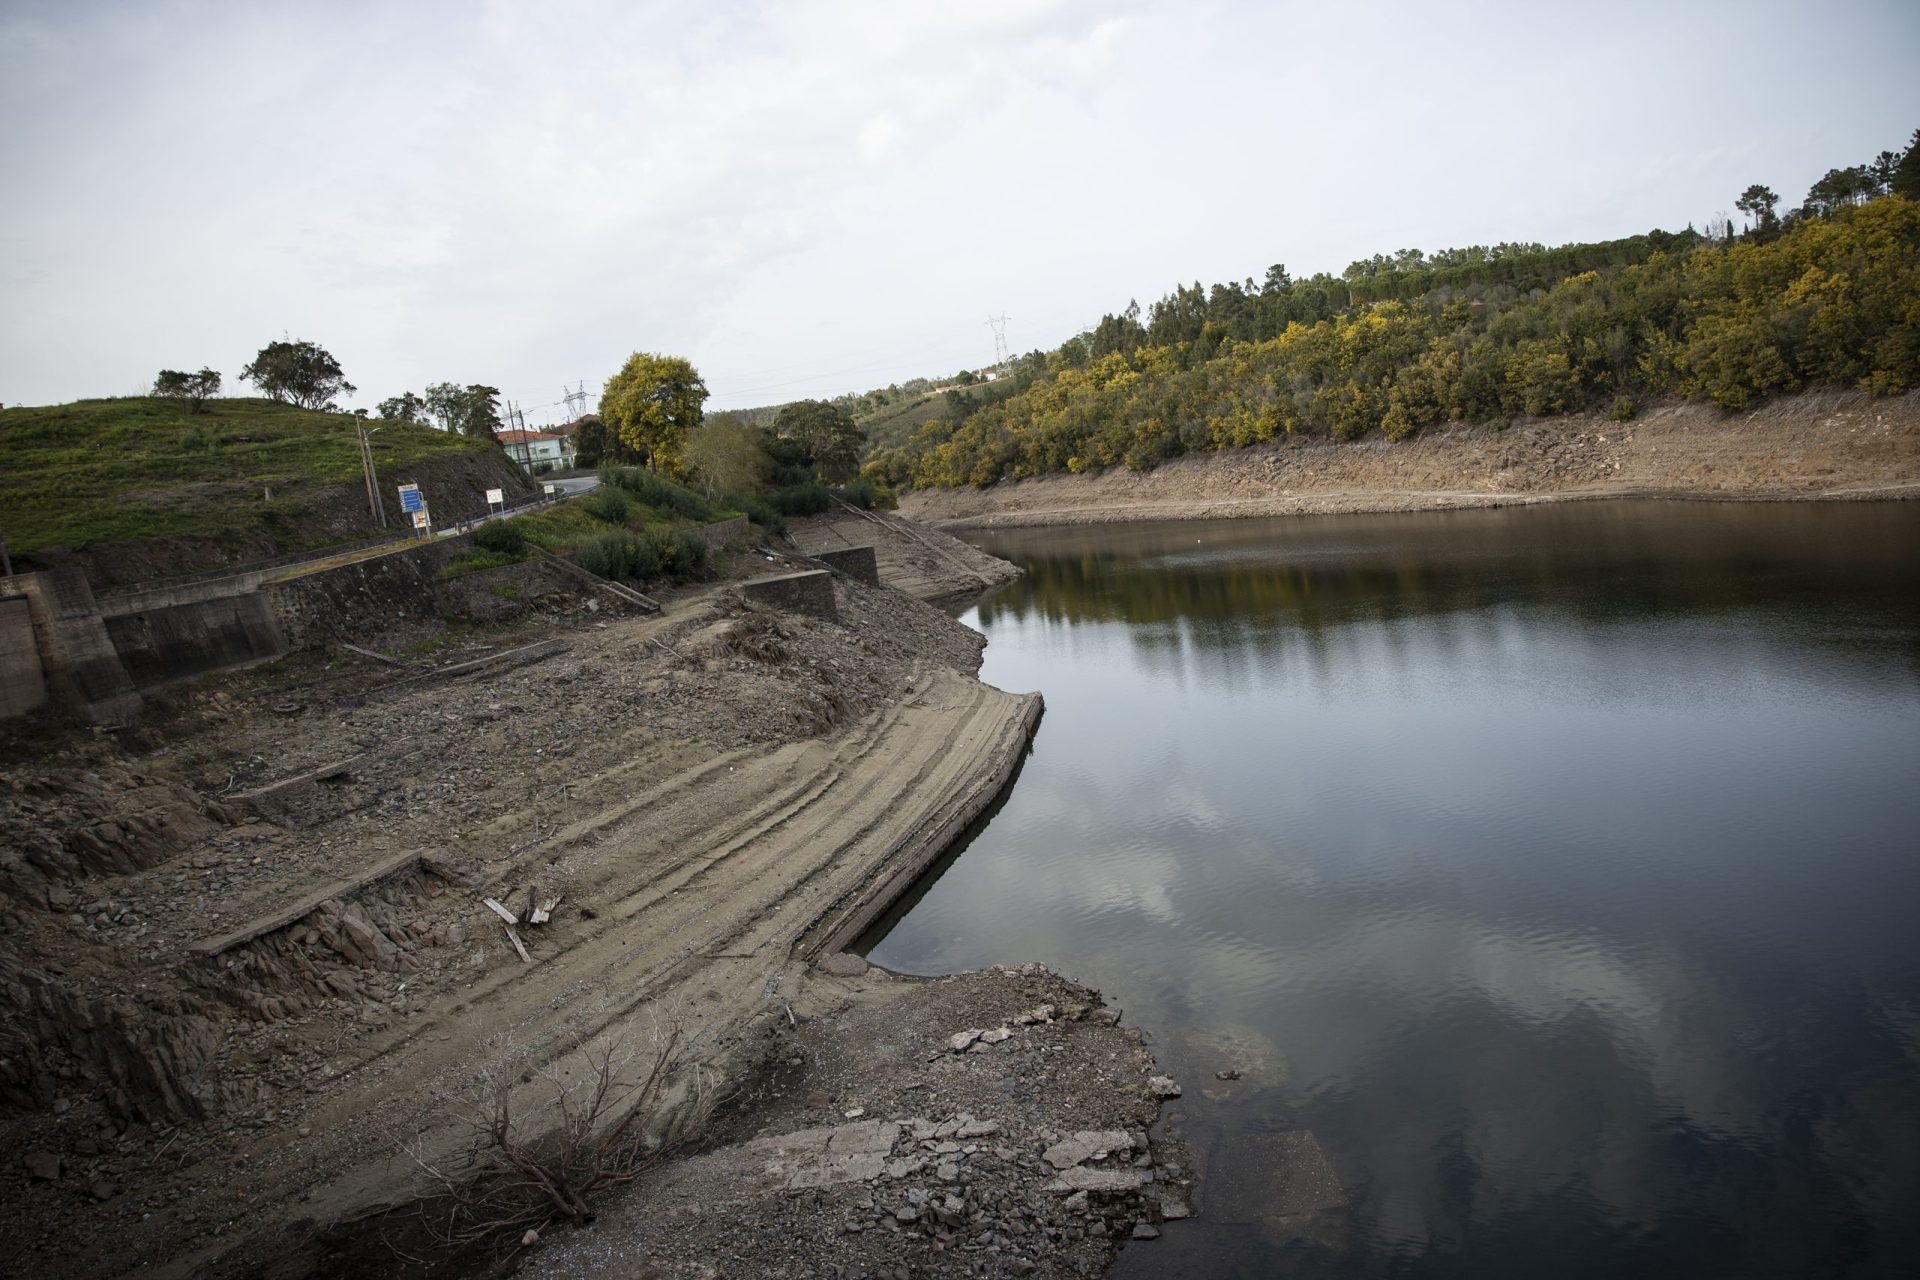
<box><xmin>875</xmin><ymin>195</ymin><xmax>1920</xmax><ymax>488</ymax></box>
<box><xmin>0</xmin><ymin>396</ymin><xmax>532</xmax><ymax>587</ymax></box>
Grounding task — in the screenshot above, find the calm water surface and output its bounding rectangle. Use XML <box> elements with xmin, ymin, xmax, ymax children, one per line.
<box><xmin>862</xmin><ymin>501</ymin><xmax>1920</xmax><ymax>1279</ymax></box>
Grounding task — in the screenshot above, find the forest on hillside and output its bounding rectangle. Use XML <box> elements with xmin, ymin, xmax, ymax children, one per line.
<box><xmin>868</xmin><ymin>136</ymin><xmax>1920</xmax><ymax>489</ymax></box>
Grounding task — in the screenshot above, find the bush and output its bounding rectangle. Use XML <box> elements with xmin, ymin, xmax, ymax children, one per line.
<box><xmin>768</xmin><ymin>481</ymin><xmax>831</xmax><ymax>515</ymax></box>
<box><xmin>573</xmin><ymin>528</ymin><xmax>708</xmax><ymax>587</ymax></box>
<box><xmin>474</xmin><ymin>518</ymin><xmax>528</xmax><ymax>556</ymax></box>
<box><xmin>583</xmin><ymin>485</ymin><xmax>630</xmax><ymax>523</ymax></box>
<box><xmin>1607</xmin><ymin>394</ymin><xmax>1638</xmax><ymax>422</ymax></box>
<box><xmin>836</xmin><ymin>476</ymin><xmax>896</xmax><ymax>510</ymax></box>
<box><xmin>734</xmin><ymin>495</ymin><xmax>786</xmax><ymax>537</ymax></box>
<box><xmin>601</xmin><ymin>465</ymin><xmax>712</xmax><ymax>521</ymax></box>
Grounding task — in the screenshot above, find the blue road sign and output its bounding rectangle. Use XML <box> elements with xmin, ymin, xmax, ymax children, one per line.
<box><xmin>398</xmin><ymin>484</ymin><xmax>423</xmax><ymax>513</ymax></box>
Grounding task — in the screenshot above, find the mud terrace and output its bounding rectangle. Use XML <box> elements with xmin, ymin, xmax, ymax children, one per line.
<box><xmin>0</xmin><ymin>532</ymin><xmax>1155</xmax><ymax>1280</ymax></box>
<box><xmin>900</xmin><ymin>390</ymin><xmax>1920</xmax><ymax>529</ymax></box>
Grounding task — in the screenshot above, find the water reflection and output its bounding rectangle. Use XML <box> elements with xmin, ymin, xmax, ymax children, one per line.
<box><xmin>867</xmin><ymin>501</ymin><xmax>1920</xmax><ymax>1278</ymax></box>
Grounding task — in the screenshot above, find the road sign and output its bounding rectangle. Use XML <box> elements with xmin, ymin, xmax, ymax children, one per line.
<box><xmin>485</xmin><ymin>488</ymin><xmax>503</xmax><ymax>506</ymax></box>
<box><xmin>412</xmin><ymin>510</ymin><xmax>429</xmax><ymax>530</ymax></box>
<box><xmin>398</xmin><ymin>483</ymin><xmax>423</xmax><ymax>513</ymax></box>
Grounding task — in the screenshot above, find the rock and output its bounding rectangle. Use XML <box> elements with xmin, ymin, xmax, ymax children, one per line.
<box><xmin>521</xmin><ymin>1228</ymin><xmax>540</xmax><ymax>1246</ymax></box>
<box><xmin>842</xmin><ymin>1107</ymin><xmax>865</xmax><ymax>1119</ymax></box>
<box><xmin>1215</xmin><ymin>1068</ymin><xmax>1241</xmax><ymax>1081</ymax></box>
<box><xmin>894</xmin><ymin>1205</ymin><xmax>919</xmax><ymax>1224</ymax></box>
<box><xmin>1147</xmin><ymin>1075</ymin><xmax>1182</xmax><ymax>1098</ymax></box>
<box><xmin>936</xmin><ymin>1160</ymin><xmax>960</xmax><ymax>1182</ymax></box>
<box><xmin>24</xmin><ymin>1152</ymin><xmax>61</xmax><ymax>1181</ymax></box>
<box><xmin>89</xmin><ymin>1179</ymin><xmax>115</xmax><ymax>1202</ymax></box>
<box><xmin>817</xmin><ymin>952</ymin><xmax>869</xmax><ymax>977</ymax></box>
<box><xmin>1043</xmin><ymin>1166</ymin><xmax>1146</xmax><ymax>1194</ymax></box>
<box><xmin>806</xmin><ymin>1091</ymin><xmax>832</xmax><ymax>1108</ymax></box>
<box><xmin>1010</xmin><ymin>1261</ymin><xmax>1038</xmax><ymax>1276</ymax></box>
<box><xmin>1042</xmin><ymin>1130</ymin><xmax>1133</xmax><ymax>1170</ymax></box>
<box><xmin>954</xmin><ymin>1119</ymin><xmax>1001</xmax><ymax>1139</ymax></box>
<box><xmin>1090</xmin><ymin>1007</ymin><xmax>1121</xmax><ymax>1026</ymax></box>
<box><xmin>1131</xmin><ymin>1222</ymin><xmax>1161</xmax><ymax>1240</ymax></box>
<box><xmin>948</xmin><ymin>1029</ymin><xmax>983</xmax><ymax>1053</ymax></box>
<box><xmin>978</xmin><ymin>1027</ymin><xmax>1012</xmax><ymax>1044</ymax></box>
<box><xmin>1158</xmin><ymin>1190</ymin><xmax>1193</xmax><ymax>1220</ymax></box>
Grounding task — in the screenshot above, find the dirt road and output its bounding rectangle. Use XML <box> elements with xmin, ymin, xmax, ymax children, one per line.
<box><xmin>899</xmin><ymin>391</ymin><xmax>1920</xmax><ymax>529</ymax></box>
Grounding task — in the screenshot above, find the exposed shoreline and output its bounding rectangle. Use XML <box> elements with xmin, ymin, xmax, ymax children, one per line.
<box><xmin>898</xmin><ymin>391</ymin><xmax>1920</xmax><ymax>531</ymax></box>
<box><xmin>0</xmin><ymin>519</ymin><xmax>1193</xmax><ymax>1280</ymax></box>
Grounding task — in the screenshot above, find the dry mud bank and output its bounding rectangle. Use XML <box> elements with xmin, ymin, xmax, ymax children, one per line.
<box><xmin>527</xmin><ymin>965</ymin><xmax>1194</xmax><ymax>1280</ymax></box>
<box><xmin>0</xmin><ymin>539</ymin><xmax>1151</xmax><ymax>1279</ymax></box>
<box><xmin>900</xmin><ymin>391</ymin><xmax>1920</xmax><ymax>529</ymax></box>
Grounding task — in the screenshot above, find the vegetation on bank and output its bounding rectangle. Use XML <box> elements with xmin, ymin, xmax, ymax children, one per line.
<box><xmin>440</xmin><ymin>466</ymin><xmax>720</xmax><ymax>589</ymax></box>
<box><xmin>0</xmin><ymin>396</ymin><xmax>503</xmax><ymax>557</ymax></box>
<box><xmin>844</xmin><ymin>133</ymin><xmax>1920</xmax><ymax>488</ymax></box>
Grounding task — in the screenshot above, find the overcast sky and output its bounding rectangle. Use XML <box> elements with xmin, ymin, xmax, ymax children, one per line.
<box><xmin>2</xmin><ymin>1</ymin><xmax>1916</xmax><ymax>423</ymax></box>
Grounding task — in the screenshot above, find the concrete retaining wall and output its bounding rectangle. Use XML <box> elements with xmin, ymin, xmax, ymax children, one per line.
<box><xmin>0</xmin><ymin>568</ymin><xmax>142</xmax><ymax>725</ymax></box>
<box><xmin>102</xmin><ymin>593</ymin><xmax>286</xmax><ymax>690</ymax></box>
<box><xmin>742</xmin><ymin>570</ymin><xmax>837</xmax><ymax>619</ymax></box>
<box><xmin>0</xmin><ymin>597</ymin><xmax>47</xmax><ymax>720</ymax></box>
<box><xmin>812</xmin><ymin>546</ymin><xmax>880</xmax><ymax>586</ymax></box>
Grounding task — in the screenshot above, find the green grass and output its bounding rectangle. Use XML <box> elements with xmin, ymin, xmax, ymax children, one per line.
<box><xmin>0</xmin><ymin>396</ymin><xmax>500</xmax><ymax>555</ymax></box>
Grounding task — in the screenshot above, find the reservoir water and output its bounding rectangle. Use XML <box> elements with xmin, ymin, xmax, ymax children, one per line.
<box><xmin>861</xmin><ymin>501</ymin><xmax>1920</xmax><ymax>1279</ymax></box>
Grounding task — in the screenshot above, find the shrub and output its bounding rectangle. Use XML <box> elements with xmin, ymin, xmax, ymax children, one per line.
<box><xmin>573</xmin><ymin>528</ymin><xmax>708</xmax><ymax>587</ymax></box>
<box><xmin>734</xmin><ymin>495</ymin><xmax>786</xmax><ymax>537</ymax></box>
<box><xmin>474</xmin><ymin>518</ymin><xmax>528</xmax><ymax>556</ymax></box>
<box><xmin>583</xmin><ymin>485</ymin><xmax>630</xmax><ymax>523</ymax></box>
<box><xmin>768</xmin><ymin>481</ymin><xmax>831</xmax><ymax>515</ymax></box>
<box><xmin>601</xmin><ymin>465</ymin><xmax>712</xmax><ymax>521</ymax></box>
<box><xmin>836</xmin><ymin>476</ymin><xmax>896</xmax><ymax>510</ymax></box>
<box><xmin>1607</xmin><ymin>394</ymin><xmax>1638</xmax><ymax>422</ymax></box>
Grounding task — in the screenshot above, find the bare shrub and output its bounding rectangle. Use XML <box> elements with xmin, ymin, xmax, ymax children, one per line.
<box><xmin>400</xmin><ymin>1023</ymin><xmax>709</xmax><ymax>1250</ymax></box>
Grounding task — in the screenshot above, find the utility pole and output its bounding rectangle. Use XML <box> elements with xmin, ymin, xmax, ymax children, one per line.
<box><xmin>356</xmin><ymin>423</ymin><xmax>388</xmax><ymax>528</ymax></box>
<box><xmin>985</xmin><ymin>313</ymin><xmax>1011</xmax><ymax>369</ymax></box>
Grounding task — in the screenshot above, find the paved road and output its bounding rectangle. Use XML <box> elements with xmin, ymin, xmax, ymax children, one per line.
<box><xmin>542</xmin><ymin>474</ymin><xmax>600</xmax><ymax>496</ymax></box>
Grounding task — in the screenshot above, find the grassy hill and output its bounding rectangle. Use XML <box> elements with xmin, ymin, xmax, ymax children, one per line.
<box><xmin>0</xmin><ymin>396</ymin><xmax>532</xmax><ymax>586</ymax></box>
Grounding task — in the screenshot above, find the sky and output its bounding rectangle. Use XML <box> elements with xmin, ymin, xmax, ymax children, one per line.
<box><xmin>1</xmin><ymin>0</ymin><xmax>1916</xmax><ymax>424</ymax></box>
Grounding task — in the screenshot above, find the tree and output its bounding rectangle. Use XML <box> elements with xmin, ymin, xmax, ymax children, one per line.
<box><xmin>771</xmin><ymin>399</ymin><xmax>864</xmax><ymax>483</ymax></box>
<box><xmin>239</xmin><ymin>339</ymin><xmax>354</xmax><ymax>410</ymax></box>
<box><xmin>684</xmin><ymin>411</ymin><xmax>768</xmax><ymax>499</ymax></box>
<box><xmin>153</xmin><ymin>367</ymin><xmax>221</xmax><ymax>412</ymax></box>
<box><xmin>1805</xmin><ymin>166</ymin><xmax>1876</xmax><ymax>217</ymax></box>
<box><xmin>1735</xmin><ymin>184</ymin><xmax>1779</xmax><ymax>233</ymax></box>
<box><xmin>600</xmin><ymin>353</ymin><xmax>707</xmax><ymax>476</ymax></box>
<box><xmin>1895</xmin><ymin>129</ymin><xmax>1920</xmax><ymax>201</ymax></box>
<box><xmin>423</xmin><ymin>382</ymin><xmax>503</xmax><ymax>438</ymax></box>
<box><xmin>376</xmin><ymin>391</ymin><xmax>427</xmax><ymax>424</ymax></box>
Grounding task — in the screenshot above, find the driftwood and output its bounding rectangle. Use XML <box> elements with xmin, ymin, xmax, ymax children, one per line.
<box><xmin>503</xmin><ymin>925</ymin><xmax>531</xmax><ymax>964</ymax></box>
<box><xmin>483</xmin><ymin>898</ymin><xmax>520</xmax><ymax>927</ymax></box>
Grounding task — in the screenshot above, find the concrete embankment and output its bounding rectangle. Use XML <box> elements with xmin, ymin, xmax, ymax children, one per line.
<box><xmin>900</xmin><ymin>390</ymin><xmax>1920</xmax><ymax>530</ymax></box>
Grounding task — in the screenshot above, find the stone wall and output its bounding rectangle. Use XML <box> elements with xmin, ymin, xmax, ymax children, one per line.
<box><xmin>742</xmin><ymin>569</ymin><xmax>838</xmax><ymax>619</ymax></box>
<box><xmin>267</xmin><ymin>537</ymin><xmax>464</xmax><ymax>651</ymax></box>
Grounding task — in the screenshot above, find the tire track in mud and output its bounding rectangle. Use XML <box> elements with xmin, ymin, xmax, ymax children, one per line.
<box><xmin>229</xmin><ymin>665</ymin><xmax>1039</xmax><ymax>1245</ymax></box>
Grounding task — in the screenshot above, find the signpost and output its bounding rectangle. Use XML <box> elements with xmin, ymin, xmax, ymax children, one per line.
<box><xmin>397</xmin><ymin>484</ymin><xmax>429</xmax><ymax>536</ymax></box>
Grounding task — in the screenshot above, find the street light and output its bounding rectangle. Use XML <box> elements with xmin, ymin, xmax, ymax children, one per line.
<box><xmin>357</xmin><ymin>423</ymin><xmax>387</xmax><ymax>528</ymax></box>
